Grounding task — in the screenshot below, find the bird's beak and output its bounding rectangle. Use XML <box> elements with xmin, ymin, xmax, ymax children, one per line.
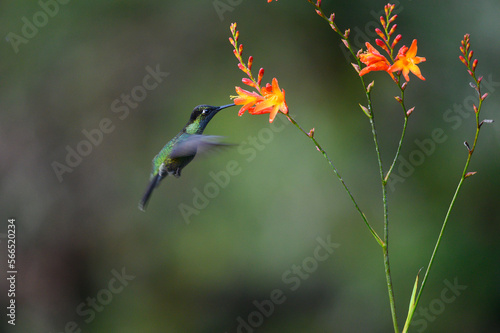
<box><xmin>216</xmin><ymin>103</ymin><xmax>236</xmax><ymax>111</ymax></box>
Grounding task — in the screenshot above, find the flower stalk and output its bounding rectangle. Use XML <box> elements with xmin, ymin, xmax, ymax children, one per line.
<box><xmin>409</xmin><ymin>33</ymin><xmax>491</xmax><ymax>324</ymax></box>
<box><xmin>229</xmin><ymin>3</ymin><xmax>491</xmax><ymax>332</ymax></box>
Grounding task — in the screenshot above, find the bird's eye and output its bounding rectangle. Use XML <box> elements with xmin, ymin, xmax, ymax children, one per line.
<box><xmin>202</xmin><ymin>109</ymin><xmax>209</xmax><ymax>115</ymax></box>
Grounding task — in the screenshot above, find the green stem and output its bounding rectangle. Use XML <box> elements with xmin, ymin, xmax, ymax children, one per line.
<box><xmin>411</xmin><ymin>76</ymin><xmax>484</xmax><ymax>323</ymax></box>
<box><xmin>285</xmin><ymin>114</ymin><xmax>384</xmax><ymax>247</ymax></box>
<box><xmin>385</xmin><ymin>111</ymin><xmax>409</xmax><ymax>182</ymax></box>
<box><xmin>413</xmin><ymin>141</ymin><xmax>475</xmax><ymax>314</ymax></box>
<box><xmin>307</xmin><ymin>3</ymin><xmax>401</xmax><ymax>330</ymax></box>
<box><xmin>369</xmin><ymin>114</ymin><xmax>399</xmax><ymax>333</ymax></box>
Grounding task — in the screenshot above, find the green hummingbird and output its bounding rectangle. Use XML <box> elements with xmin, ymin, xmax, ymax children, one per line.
<box><xmin>139</xmin><ymin>103</ymin><xmax>235</xmax><ymax>211</ymax></box>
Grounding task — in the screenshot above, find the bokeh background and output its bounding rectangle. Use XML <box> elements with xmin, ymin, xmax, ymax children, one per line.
<box><xmin>1</xmin><ymin>1</ymin><xmax>499</xmax><ymax>332</ymax></box>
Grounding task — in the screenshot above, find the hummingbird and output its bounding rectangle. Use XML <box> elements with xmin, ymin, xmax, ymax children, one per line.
<box><xmin>139</xmin><ymin>103</ymin><xmax>235</xmax><ymax>211</ymax></box>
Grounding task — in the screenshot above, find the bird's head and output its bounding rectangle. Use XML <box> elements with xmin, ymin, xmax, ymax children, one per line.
<box><xmin>184</xmin><ymin>103</ymin><xmax>235</xmax><ymax>134</ymax></box>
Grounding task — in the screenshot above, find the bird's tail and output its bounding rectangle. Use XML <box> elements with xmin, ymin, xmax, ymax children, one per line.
<box><xmin>138</xmin><ymin>173</ymin><xmax>161</xmax><ymax>212</ymax></box>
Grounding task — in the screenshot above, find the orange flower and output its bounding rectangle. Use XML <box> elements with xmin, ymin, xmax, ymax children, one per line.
<box><xmin>252</xmin><ymin>78</ymin><xmax>288</xmax><ymax>123</ymax></box>
<box><xmin>359</xmin><ymin>42</ymin><xmax>394</xmax><ymax>79</ymax></box>
<box><xmin>230</xmin><ymin>23</ymin><xmax>288</xmax><ymax>123</ymax></box>
<box><xmin>234</xmin><ymin>87</ymin><xmax>264</xmax><ymax>116</ymax></box>
<box><xmin>234</xmin><ymin>78</ymin><xmax>288</xmax><ymax>123</ymax></box>
<box><xmin>389</xmin><ymin>39</ymin><xmax>426</xmax><ymax>81</ymax></box>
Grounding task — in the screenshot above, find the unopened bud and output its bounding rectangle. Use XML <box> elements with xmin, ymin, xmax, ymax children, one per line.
<box><xmin>380</xmin><ymin>16</ymin><xmax>386</xmax><ymax>28</ymax></box>
<box><xmin>464</xmin><ymin>171</ymin><xmax>477</xmax><ymax>179</ymax></box>
<box><xmin>391</xmin><ymin>34</ymin><xmax>402</xmax><ymax>49</ymax></box>
<box><xmin>406</xmin><ymin>106</ymin><xmax>415</xmax><ymax>117</ymax></box>
<box><xmin>472</xmin><ymin>59</ymin><xmax>478</xmax><ymax>71</ymax></box>
<box><xmin>257</xmin><ymin>68</ymin><xmax>265</xmax><ymax>85</ymax></box>
<box><xmin>473</xmin><ymin>104</ymin><xmax>478</xmax><ymax>114</ymax></box>
<box><xmin>367</xmin><ymin>80</ymin><xmax>374</xmax><ymax>93</ymax></box>
<box><xmin>242</xmin><ymin>78</ymin><xmax>254</xmax><ymax>88</ymax></box>
<box><xmin>388</xmin><ymin>24</ymin><xmax>397</xmax><ymax>36</ymax></box>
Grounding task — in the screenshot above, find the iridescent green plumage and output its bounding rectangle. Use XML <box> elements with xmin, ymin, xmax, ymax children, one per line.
<box><xmin>139</xmin><ymin>104</ymin><xmax>235</xmax><ymax>211</ymax></box>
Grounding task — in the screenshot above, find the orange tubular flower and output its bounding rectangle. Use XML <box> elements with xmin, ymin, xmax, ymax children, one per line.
<box><xmin>251</xmin><ymin>78</ymin><xmax>288</xmax><ymax>123</ymax></box>
<box><xmin>234</xmin><ymin>87</ymin><xmax>264</xmax><ymax>116</ymax></box>
<box><xmin>230</xmin><ymin>22</ymin><xmax>288</xmax><ymax>123</ymax></box>
<box><xmin>359</xmin><ymin>42</ymin><xmax>395</xmax><ymax>80</ymax></box>
<box><xmin>389</xmin><ymin>39</ymin><xmax>426</xmax><ymax>81</ymax></box>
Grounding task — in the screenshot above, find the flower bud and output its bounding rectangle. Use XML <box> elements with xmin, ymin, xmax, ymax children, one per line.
<box><xmin>406</xmin><ymin>106</ymin><xmax>415</xmax><ymax>117</ymax></box>
<box><xmin>257</xmin><ymin>68</ymin><xmax>265</xmax><ymax>86</ymax></box>
<box><xmin>388</xmin><ymin>24</ymin><xmax>397</xmax><ymax>36</ymax></box>
<box><xmin>379</xmin><ymin>17</ymin><xmax>386</xmax><ymax>29</ymax></box>
<box><xmin>464</xmin><ymin>171</ymin><xmax>477</xmax><ymax>179</ymax></box>
<box><xmin>391</xmin><ymin>34</ymin><xmax>402</xmax><ymax>49</ymax></box>
<box><xmin>366</xmin><ymin>80</ymin><xmax>375</xmax><ymax>93</ymax></box>
<box><xmin>472</xmin><ymin>59</ymin><xmax>478</xmax><ymax>71</ymax></box>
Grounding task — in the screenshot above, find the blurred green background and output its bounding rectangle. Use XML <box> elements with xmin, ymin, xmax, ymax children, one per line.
<box><xmin>1</xmin><ymin>0</ymin><xmax>499</xmax><ymax>332</ymax></box>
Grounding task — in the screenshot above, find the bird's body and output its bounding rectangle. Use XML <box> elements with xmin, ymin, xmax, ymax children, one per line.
<box><xmin>139</xmin><ymin>104</ymin><xmax>234</xmax><ymax>211</ymax></box>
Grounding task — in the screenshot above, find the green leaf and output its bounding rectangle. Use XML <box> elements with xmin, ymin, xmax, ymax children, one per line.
<box><xmin>402</xmin><ymin>269</ymin><xmax>422</xmax><ymax>333</ymax></box>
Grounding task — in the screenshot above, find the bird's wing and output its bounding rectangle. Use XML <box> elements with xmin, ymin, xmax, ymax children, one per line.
<box><xmin>170</xmin><ymin>135</ymin><xmax>236</xmax><ymax>159</ymax></box>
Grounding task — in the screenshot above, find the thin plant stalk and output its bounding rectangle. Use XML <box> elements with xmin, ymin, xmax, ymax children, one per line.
<box><xmin>307</xmin><ymin>2</ymin><xmax>401</xmax><ymax>331</ymax></box>
<box><xmin>285</xmin><ymin>114</ymin><xmax>384</xmax><ymax>247</ymax></box>
<box><xmin>411</xmin><ymin>39</ymin><xmax>486</xmax><ymax>320</ymax></box>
